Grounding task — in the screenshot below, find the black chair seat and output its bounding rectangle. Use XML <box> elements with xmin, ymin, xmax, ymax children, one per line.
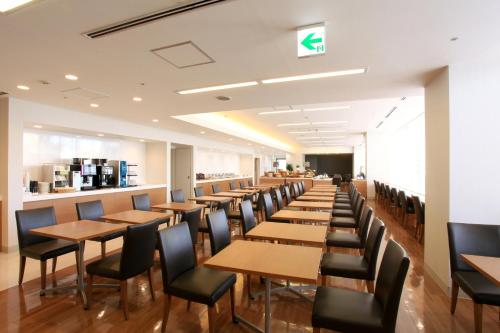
<box><xmin>336</xmin><ymin>191</ymin><xmax>348</xmax><ymax>196</ymax></box>
<box><xmin>21</xmin><ymin>239</ymin><xmax>79</xmax><ymax>261</ymax></box>
<box><xmin>334</xmin><ymin>198</ymin><xmax>350</xmax><ymax>204</ymax></box>
<box><xmin>453</xmin><ymin>271</ymin><xmax>500</xmax><ymax>305</ymax></box>
<box><xmin>227</xmin><ymin>211</ymin><xmax>242</xmax><ymax>220</ymax></box>
<box><xmin>333</xmin><ymin>203</ymin><xmax>352</xmax><ymax>210</ymax></box>
<box><xmin>312</xmin><ymin>286</ymin><xmax>383</xmax><ymax>332</ymax></box>
<box><xmin>330</xmin><ymin>217</ymin><xmax>357</xmax><ymax>228</ymax></box>
<box><xmin>86</xmin><ymin>253</ymin><xmax>122</xmax><ymax>280</ymax></box>
<box><xmin>168</xmin><ymin>266</ymin><xmax>236</xmax><ymax>306</ymax></box>
<box><xmin>91</xmin><ymin>230</ymin><xmax>125</xmax><ymax>243</ymax></box>
<box><xmin>326</xmin><ymin>231</ymin><xmax>361</xmax><ymax>248</ymax></box>
<box><xmin>332</xmin><ymin>209</ymin><xmax>354</xmax><ymax>218</ymax></box>
<box><xmin>321</xmin><ymin>252</ymin><xmax>369</xmax><ymax>280</ymax></box>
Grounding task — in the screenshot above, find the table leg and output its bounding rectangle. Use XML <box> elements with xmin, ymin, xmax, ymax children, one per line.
<box><xmin>77</xmin><ymin>240</ymin><xmax>88</xmax><ymax>309</ymax></box>
<box><xmin>265</xmin><ymin>278</ymin><xmax>271</xmax><ymax>333</ymax></box>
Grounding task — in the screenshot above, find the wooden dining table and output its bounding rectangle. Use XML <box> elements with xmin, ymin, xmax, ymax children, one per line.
<box><xmin>287</xmin><ymin>200</ymin><xmax>333</xmax><ymax>210</ymax></box>
<box><xmin>460</xmin><ymin>254</ymin><xmax>500</xmax><ymax>286</ymax></box>
<box><xmin>296</xmin><ymin>195</ymin><xmax>334</xmax><ymax>202</ymax></box>
<box><xmin>29</xmin><ymin>220</ymin><xmax>127</xmax><ymax>308</ymax></box>
<box><xmin>271</xmin><ymin>210</ymin><xmax>331</xmax><ymax>224</ymax></box>
<box><xmin>101</xmin><ymin>210</ymin><xmax>173</xmax><ymax>224</ymax></box>
<box><xmin>309</xmin><ymin>188</ymin><xmax>337</xmax><ymax>193</ymax></box>
<box><xmin>245</xmin><ymin>222</ymin><xmax>327</xmax><ymax>247</ymax></box>
<box><xmin>302</xmin><ymin>192</ymin><xmax>335</xmax><ymax>197</ymax></box>
<box><xmin>204</xmin><ymin>240</ymin><xmax>322</xmax><ymax>333</ymax></box>
<box><xmin>211</xmin><ymin>191</ymin><xmax>246</xmax><ymax>199</ymax></box>
<box><xmin>152</xmin><ymin>202</ymin><xmax>207</xmax><ymax>213</ymax></box>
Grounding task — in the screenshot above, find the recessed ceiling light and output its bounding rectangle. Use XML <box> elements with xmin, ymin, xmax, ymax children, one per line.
<box><xmin>277</xmin><ymin>122</ymin><xmax>310</xmax><ymax>127</ymax></box>
<box><xmin>311</xmin><ymin>121</ymin><xmax>348</xmax><ymax>125</ymax></box>
<box><xmin>97</xmin><ymin>133</ymin><xmax>104</xmax><ymax>137</ymax></box>
<box><xmin>303</xmin><ymin>106</ymin><xmax>350</xmax><ymax>112</ymax></box>
<box><xmin>133</xmin><ymin>97</ymin><xmax>143</xmax><ymax>102</ymax></box>
<box><xmin>258</xmin><ymin>109</ymin><xmax>301</xmax><ymax>115</ymax></box>
<box><xmin>139</xmin><ymin>139</ymin><xmax>145</xmax><ymax>142</ymax></box>
<box><xmin>33</xmin><ymin>125</ymin><xmax>42</xmax><ymax>129</ymax></box>
<box><xmin>65</xmin><ymin>74</ymin><xmax>78</xmax><ymax>81</ymax></box>
<box><xmin>177</xmin><ymin>81</ymin><xmax>259</xmax><ymax>95</ymax></box>
<box><xmin>228</xmin><ymin>138</ymin><xmax>233</xmax><ymax>141</ymax></box>
<box><xmin>152</xmin><ymin>119</ymin><xmax>159</xmax><ymax>123</ymax></box>
<box><xmin>17</xmin><ymin>85</ymin><xmax>30</xmax><ymax>90</ymax></box>
<box><xmin>0</xmin><ymin>0</ymin><xmax>33</xmax><ymax>13</ymax></box>
<box><xmin>261</xmin><ymin>68</ymin><xmax>367</xmax><ymax>84</ymax></box>
<box><xmin>200</xmin><ymin>131</ymin><xmax>206</xmax><ymax>134</ymax></box>
<box><xmin>90</xmin><ymin>103</ymin><xmax>99</xmax><ymax>108</ymax></box>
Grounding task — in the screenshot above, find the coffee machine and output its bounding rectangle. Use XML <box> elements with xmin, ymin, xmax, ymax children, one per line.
<box><xmin>96</xmin><ymin>165</ymin><xmax>115</xmax><ymax>188</ymax></box>
<box><xmin>70</xmin><ymin>159</ymin><xmax>96</xmax><ymax>191</ymax></box>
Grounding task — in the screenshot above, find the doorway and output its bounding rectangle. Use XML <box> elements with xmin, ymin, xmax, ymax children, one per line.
<box><xmin>170</xmin><ymin>144</ymin><xmax>193</xmax><ymax>200</ymax></box>
<box><xmin>254</xmin><ymin>157</ymin><xmax>260</xmax><ymax>184</ymax></box>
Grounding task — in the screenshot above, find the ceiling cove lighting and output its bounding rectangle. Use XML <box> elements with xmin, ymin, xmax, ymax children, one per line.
<box><xmin>277</xmin><ymin>122</ymin><xmax>310</xmax><ymax>127</ymax></box>
<box><xmin>133</xmin><ymin>97</ymin><xmax>143</xmax><ymax>102</ymax></box>
<box><xmin>288</xmin><ymin>130</ymin><xmax>346</xmax><ymax>134</ymax></box>
<box><xmin>65</xmin><ymin>74</ymin><xmax>78</xmax><ymax>81</ymax></box>
<box><xmin>17</xmin><ymin>85</ymin><xmax>30</xmax><ymax>90</ymax></box>
<box><xmin>258</xmin><ymin>109</ymin><xmax>301</xmax><ymax>115</ymax></box>
<box><xmin>296</xmin><ymin>137</ymin><xmax>321</xmax><ymax>140</ymax></box>
<box><xmin>261</xmin><ymin>68</ymin><xmax>367</xmax><ymax>84</ymax></box>
<box><xmin>152</xmin><ymin>119</ymin><xmax>159</xmax><ymax>123</ymax></box>
<box><xmin>303</xmin><ymin>106</ymin><xmax>350</xmax><ymax>112</ymax></box>
<box><xmin>0</xmin><ymin>0</ymin><xmax>33</xmax><ymax>12</ymax></box>
<box><xmin>311</xmin><ymin>121</ymin><xmax>348</xmax><ymax>125</ymax></box>
<box><xmin>33</xmin><ymin>125</ymin><xmax>43</xmax><ymax>129</ymax></box>
<box><xmin>177</xmin><ymin>81</ymin><xmax>258</xmax><ymax>95</ymax></box>
<box><xmin>90</xmin><ymin>103</ymin><xmax>99</xmax><ymax>108</ymax></box>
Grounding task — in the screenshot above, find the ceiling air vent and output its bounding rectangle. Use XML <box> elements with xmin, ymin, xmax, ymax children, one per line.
<box><xmin>83</xmin><ymin>0</ymin><xmax>227</xmax><ymax>39</ymax></box>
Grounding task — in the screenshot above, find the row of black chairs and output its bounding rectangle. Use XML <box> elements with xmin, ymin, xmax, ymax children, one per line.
<box><xmin>373</xmin><ymin>180</ymin><xmax>425</xmax><ymax>242</ymax></box>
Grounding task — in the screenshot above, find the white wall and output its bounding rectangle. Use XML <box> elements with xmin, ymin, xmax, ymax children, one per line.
<box><xmin>239</xmin><ymin>154</ymin><xmax>254</xmax><ymax>177</ymax></box>
<box><xmin>353</xmin><ymin>140</ymin><xmax>366</xmax><ymax>178</ymax></box>
<box><xmin>194</xmin><ymin>148</ymin><xmax>240</xmax><ymax>175</ymax></box>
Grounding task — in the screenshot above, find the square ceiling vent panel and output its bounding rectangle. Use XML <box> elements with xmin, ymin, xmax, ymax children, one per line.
<box><xmin>61</xmin><ymin>87</ymin><xmax>109</xmax><ymax>100</ymax></box>
<box><xmin>151</xmin><ymin>41</ymin><xmax>215</xmax><ymax>69</ymax></box>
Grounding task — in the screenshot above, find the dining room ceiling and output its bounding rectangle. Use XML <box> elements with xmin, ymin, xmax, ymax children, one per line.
<box><xmin>1</xmin><ymin>0</ymin><xmax>499</xmax><ymax>150</ymax></box>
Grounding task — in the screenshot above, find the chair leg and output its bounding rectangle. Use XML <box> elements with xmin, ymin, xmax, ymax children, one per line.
<box><xmin>450</xmin><ymin>280</ymin><xmax>459</xmax><ymax>314</ymax></box>
<box><xmin>120</xmin><ymin>280</ymin><xmax>129</xmax><ymax>320</ymax></box>
<box><xmin>101</xmin><ymin>242</ymin><xmax>106</xmax><ymax>258</ymax></box>
<box><xmin>75</xmin><ymin>250</ymin><xmax>80</xmax><ymax>277</ymax></box>
<box><xmin>18</xmin><ymin>256</ymin><xmax>26</xmax><ymax>285</ymax></box>
<box><xmin>366</xmin><ymin>280</ymin><xmax>375</xmax><ymax>293</ymax></box>
<box><xmin>230</xmin><ymin>284</ymin><xmax>238</xmax><ymax>323</ymax></box>
<box><xmin>246</xmin><ymin>274</ymin><xmax>251</xmax><ymax>297</ymax></box>
<box><xmin>147</xmin><ymin>268</ymin><xmax>155</xmax><ymax>301</ymax></box>
<box><xmin>473</xmin><ymin>302</ymin><xmax>483</xmax><ymax>333</ymax></box>
<box><xmin>321</xmin><ymin>275</ymin><xmax>327</xmax><ymax>286</ymax></box>
<box><xmin>419</xmin><ymin>224</ymin><xmax>425</xmax><ymax>242</ymax></box>
<box><xmin>161</xmin><ymin>295</ymin><xmax>172</xmax><ymax>332</ymax></box>
<box><xmin>313</xmin><ymin>328</ymin><xmax>321</xmax><ymax>333</ymax></box>
<box><xmin>52</xmin><ymin>257</ymin><xmax>57</xmax><ymax>274</ymax></box>
<box><xmin>40</xmin><ymin>260</ymin><xmax>47</xmax><ymax>295</ymax></box>
<box><xmin>208</xmin><ymin>305</ymin><xmax>216</xmax><ymax>333</ymax></box>
<box><xmin>87</xmin><ymin>274</ymin><xmax>93</xmax><ymax>308</ymax></box>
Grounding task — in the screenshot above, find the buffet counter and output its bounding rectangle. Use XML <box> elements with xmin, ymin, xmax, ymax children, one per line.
<box><xmin>23</xmin><ymin>184</ymin><xmax>167</xmax><ymax>224</ymax></box>
<box><xmin>195</xmin><ymin>176</ymin><xmax>252</xmax><ymax>194</ymax></box>
<box><xmin>258</xmin><ymin>177</ymin><xmax>333</xmax><ymax>192</ymax></box>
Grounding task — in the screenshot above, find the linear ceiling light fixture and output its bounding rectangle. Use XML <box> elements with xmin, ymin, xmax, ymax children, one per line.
<box><xmin>303</xmin><ymin>106</ymin><xmax>350</xmax><ymax>112</ymax></box>
<box><xmin>288</xmin><ymin>129</ymin><xmax>345</xmax><ymax>134</ymax></box>
<box><xmin>177</xmin><ymin>81</ymin><xmax>258</xmax><ymax>95</ymax></box>
<box><xmin>311</xmin><ymin>121</ymin><xmax>348</xmax><ymax>125</ymax></box>
<box><xmin>277</xmin><ymin>122</ymin><xmax>310</xmax><ymax>127</ymax></box>
<box><xmin>258</xmin><ymin>109</ymin><xmax>301</xmax><ymax>115</ymax></box>
<box><xmin>261</xmin><ymin>68</ymin><xmax>367</xmax><ymax>84</ymax></box>
<box><xmin>0</xmin><ymin>0</ymin><xmax>32</xmax><ymax>12</ymax></box>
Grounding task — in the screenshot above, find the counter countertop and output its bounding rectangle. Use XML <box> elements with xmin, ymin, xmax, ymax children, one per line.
<box><xmin>23</xmin><ymin>184</ymin><xmax>167</xmax><ymax>202</ymax></box>
<box><xmin>195</xmin><ymin>176</ymin><xmax>252</xmax><ymax>184</ymax></box>
<box><xmin>259</xmin><ymin>176</ymin><xmax>332</xmax><ymax>180</ymax></box>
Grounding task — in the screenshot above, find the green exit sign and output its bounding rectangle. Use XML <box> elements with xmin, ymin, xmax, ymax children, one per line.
<box><xmin>297</xmin><ymin>23</ymin><xmax>326</xmax><ymax>58</ymax></box>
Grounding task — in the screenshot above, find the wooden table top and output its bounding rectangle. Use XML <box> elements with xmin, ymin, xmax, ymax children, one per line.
<box><xmin>245</xmin><ymin>222</ymin><xmax>327</xmax><ymax>247</ymax></box>
<box><xmin>271</xmin><ymin>210</ymin><xmax>331</xmax><ymax>223</ymax></box>
<box><xmin>102</xmin><ymin>210</ymin><xmax>173</xmax><ymax>224</ymax></box>
<box><xmin>212</xmin><ymin>191</ymin><xmax>245</xmax><ymax>198</ymax></box>
<box><xmin>189</xmin><ymin>196</ymin><xmax>233</xmax><ymax>202</ymax></box>
<box><xmin>312</xmin><ymin>185</ymin><xmax>336</xmax><ymax>188</ymax></box>
<box><xmin>309</xmin><ymin>188</ymin><xmax>337</xmax><ymax>193</ymax></box>
<box><xmin>303</xmin><ymin>192</ymin><xmax>335</xmax><ymax>197</ymax></box>
<box><xmin>461</xmin><ymin>254</ymin><xmax>500</xmax><ymax>286</ymax></box>
<box><xmin>230</xmin><ymin>189</ymin><xmax>258</xmax><ymax>194</ymax></box>
<box><xmin>296</xmin><ymin>195</ymin><xmax>335</xmax><ymax>202</ymax></box>
<box><xmin>204</xmin><ymin>240</ymin><xmax>321</xmax><ymax>284</ymax></box>
<box><xmin>152</xmin><ymin>202</ymin><xmax>206</xmax><ymax>212</ymax></box>
<box><xmin>288</xmin><ymin>201</ymin><xmax>333</xmax><ymax>210</ymax></box>
<box><xmin>29</xmin><ymin>220</ymin><xmax>127</xmax><ymax>242</ymax></box>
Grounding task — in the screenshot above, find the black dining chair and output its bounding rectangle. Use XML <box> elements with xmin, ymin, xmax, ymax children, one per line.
<box><xmin>229</xmin><ymin>181</ymin><xmax>237</xmax><ymax>190</ymax></box>
<box><xmin>180</xmin><ymin>207</ymin><xmax>203</xmax><ymax>251</ymax></box>
<box><xmin>332</xmin><ymin>196</ymin><xmax>365</xmax><ymax>219</ymax></box>
<box><xmin>157</xmin><ymin>222</ymin><xmax>237</xmax><ymax>333</ymax></box>
<box><xmin>170</xmin><ymin>189</ymin><xmax>185</xmax><ymax>203</ymax></box>
<box><xmin>327</xmin><ymin>207</ymin><xmax>374</xmax><ymax>252</ymax></box>
<box><xmin>321</xmin><ymin>217</ymin><xmax>385</xmax><ymax>292</ymax></box>
<box><xmin>239</xmin><ymin>199</ymin><xmax>258</xmax><ymax>296</ymax></box>
<box><xmin>333</xmin><ymin>191</ymin><xmax>359</xmax><ymax>210</ymax></box>
<box><xmin>248</xmin><ymin>178</ymin><xmax>253</xmax><ymax>187</ymax></box>
<box><xmin>312</xmin><ymin>239</ymin><xmax>410</xmax><ymax>333</ymax></box>
<box><xmin>239</xmin><ymin>180</ymin><xmax>246</xmax><ymax>189</ymax></box>
<box><xmin>291</xmin><ymin>182</ymin><xmax>300</xmax><ymax>199</ymax></box>
<box><xmin>76</xmin><ymin>200</ymin><xmax>124</xmax><ymax>258</ymax></box>
<box><xmin>16</xmin><ymin>207</ymin><xmax>80</xmax><ymax>294</ymax></box>
<box><xmin>262</xmin><ymin>191</ymin><xmax>289</xmax><ymax>223</ymax></box>
<box><xmin>412</xmin><ymin>195</ymin><xmax>425</xmax><ymax>242</ymax></box>
<box><xmin>283</xmin><ymin>184</ymin><xmax>293</xmax><ymax>205</ymax></box>
<box><xmin>194</xmin><ymin>186</ymin><xmax>205</xmax><ymax>197</ymax></box>
<box><xmin>206</xmin><ymin>209</ymin><xmax>232</xmax><ymax>256</ymax></box>
<box><xmin>373</xmin><ymin>180</ymin><xmax>380</xmax><ymax>201</ymax></box>
<box><xmin>212</xmin><ymin>183</ymin><xmax>221</xmax><ymax>194</ymax></box>
<box><xmin>86</xmin><ymin>220</ymin><xmax>159</xmax><ymax>319</ymax></box>
<box><xmin>273</xmin><ymin>187</ymin><xmax>284</xmax><ymax>210</ymax></box>
<box><xmin>132</xmin><ymin>193</ymin><xmax>171</xmax><ymax>226</ymax></box>
<box><xmin>330</xmin><ymin>195</ymin><xmax>365</xmax><ymax>229</ymax></box>
<box><xmin>447</xmin><ymin>222</ymin><xmax>500</xmax><ymax>333</ymax></box>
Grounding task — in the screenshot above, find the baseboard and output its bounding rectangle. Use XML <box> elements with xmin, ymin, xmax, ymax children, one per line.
<box><xmin>1</xmin><ymin>244</ymin><xmax>18</xmax><ymax>253</ymax></box>
<box><xmin>424</xmin><ymin>262</ymin><xmax>470</xmax><ymax>299</ymax></box>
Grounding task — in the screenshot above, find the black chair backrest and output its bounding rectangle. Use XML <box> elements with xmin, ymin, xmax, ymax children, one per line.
<box><xmin>350</xmin><ymin>191</ymin><xmax>361</xmax><ymax>208</ymax></box>
<box><xmin>132</xmin><ymin>193</ymin><xmax>151</xmax><ymax>211</ymax></box>
<box><xmin>76</xmin><ymin>200</ymin><xmax>104</xmax><ymax>221</ymax></box>
<box><xmin>16</xmin><ymin>207</ymin><xmax>57</xmax><ymax>249</ymax></box>
<box><xmin>239</xmin><ymin>200</ymin><xmax>256</xmax><ymax>236</ymax></box>
<box><xmin>374</xmin><ymin>239</ymin><xmax>410</xmax><ymax>332</ymax></box>
<box><xmin>299</xmin><ymin>181</ymin><xmax>305</xmax><ymax>195</ymax></box>
<box><xmin>180</xmin><ymin>208</ymin><xmax>202</xmax><ymax>246</ymax></box>
<box><xmin>262</xmin><ymin>192</ymin><xmax>274</xmax><ymax>220</ymax></box>
<box><xmin>293</xmin><ymin>183</ymin><xmax>300</xmax><ymax>198</ymax></box>
<box><xmin>384</xmin><ymin>185</ymin><xmax>391</xmax><ymax>199</ymax></box>
<box><xmin>284</xmin><ymin>185</ymin><xmax>292</xmax><ymax>204</ymax></box>
<box><xmin>390</xmin><ymin>188</ymin><xmax>398</xmax><ymax>203</ymax></box>
<box><xmin>412</xmin><ymin>196</ymin><xmax>424</xmax><ymax>225</ymax></box>
<box><xmin>447</xmin><ymin>222</ymin><xmax>500</xmax><ymax>273</ymax></box>
<box><xmin>373</xmin><ymin>180</ymin><xmax>379</xmax><ymax>195</ymax></box>
<box><xmin>194</xmin><ymin>187</ymin><xmax>205</xmax><ymax>197</ymax></box>
<box><xmin>363</xmin><ymin>218</ymin><xmax>386</xmax><ymax>280</ymax></box>
<box><xmin>206</xmin><ymin>209</ymin><xmax>231</xmax><ymax>256</ymax></box>
<box><xmin>273</xmin><ymin>188</ymin><xmax>283</xmax><ymax>210</ymax></box>
<box><xmin>242</xmin><ymin>193</ymin><xmax>253</xmax><ymax>202</ymax></box>
<box><xmin>212</xmin><ymin>183</ymin><xmax>221</xmax><ymax>193</ymax></box>
<box><xmin>398</xmin><ymin>191</ymin><xmax>406</xmax><ymax>210</ymax></box>
<box><xmin>356</xmin><ymin>205</ymin><xmax>373</xmax><ymax>243</ymax></box>
<box><xmin>120</xmin><ymin>220</ymin><xmax>159</xmax><ymax>279</ymax></box>
<box><xmin>157</xmin><ymin>222</ymin><xmax>196</xmax><ymax>290</ymax></box>
<box><xmin>379</xmin><ymin>183</ymin><xmax>385</xmax><ymax>197</ymax></box>
<box><xmin>353</xmin><ymin>195</ymin><xmax>365</xmax><ymax>221</ymax></box>
<box><xmin>171</xmin><ymin>189</ymin><xmax>185</xmax><ymax>203</ymax></box>
<box><xmin>229</xmin><ymin>182</ymin><xmax>237</xmax><ymax>190</ymax></box>
<box><xmin>216</xmin><ymin>200</ymin><xmax>231</xmax><ymax>216</ymax></box>
<box><xmin>239</xmin><ymin>181</ymin><xmax>246</xmax><ymax>189</ymax></box>
<box><xmin>248</xmin><ymin>179</ymin><xmax>253</xmax><ymax>186</ymax></box>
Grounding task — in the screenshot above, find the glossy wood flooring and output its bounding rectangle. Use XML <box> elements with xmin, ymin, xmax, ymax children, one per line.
<box><xmin>1</xmin><ymin>200</ymin><xmax>499</xmax><ymax>333</ymax></box>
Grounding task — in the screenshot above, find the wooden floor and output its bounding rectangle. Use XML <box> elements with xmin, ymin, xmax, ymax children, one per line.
<box><xmin>1</xmin><ymin>200</ymin><xmax>499</xmax><ymax>333</ymax></box>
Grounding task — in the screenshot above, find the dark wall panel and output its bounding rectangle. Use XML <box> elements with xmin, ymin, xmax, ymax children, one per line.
<box><xmin>305</xmin><ymin>154</ymin><xmax>353</xmax><ymax>177</ymax></box>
